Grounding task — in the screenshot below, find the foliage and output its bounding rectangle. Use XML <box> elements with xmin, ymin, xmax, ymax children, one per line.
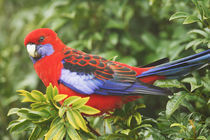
<box><xmin>0</xmin><ymin>0</ymin><xmax>209</xmax><ymax>139</ymax></box>
<box><xmin>8</xmin><ymin>84</ymin><xmax>100</xmax><ymax>140</ymax></box>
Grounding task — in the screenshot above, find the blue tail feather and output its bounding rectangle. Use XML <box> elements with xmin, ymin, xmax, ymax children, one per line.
<box><xmin>138</xmin><ymin>50</ymin><xmax>210</xmax><ymax>79</ymax></box>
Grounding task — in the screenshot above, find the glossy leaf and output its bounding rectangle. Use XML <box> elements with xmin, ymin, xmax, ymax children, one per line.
<box><xmin>185</xmin><ymin>39</ymin><xmax>203</xmax><ymax>50</ymax></box>
<box><xmin>31</xmin><ymin>90</ymin><xmax>46</xmax><ymax>102</ymax></box>
<box><xmin>170</xmin><ymin>123</ymin><xmax>187</xmax><ymax>130</ymax></box>
<box><xmin>59</xmin><ymin>106</ymin><xmax>66</xmax><ymax>118</ymax></box>
<box><xmin>29</xmin><ymin>126</ymin><xmax>42</xmax><ymax>140</ymax></box>
<box><xmin>63</xmin><ymin>96</ymin><xmax>81</xmax><ymax>106</ymax></box>
<box><xmin>127</xmin><ymin>116</ymin><xmax>132</xmax><ymax>127</ymax></box>
<box><xmin>66</xmin><ymin>110</ymin><xmax>80</xmax><ymax>130</ymax></box>
<box><xmin>52</xmin><ymin>125</ymin><xmax>66</xmax><ymax>140</ymax></box>
<box><xmin>166</xmin><ymin>91</ymin><xmax>187</xmax><ymax>118</ymax></box>
<box><xmin>72</xmin><ymin>97</ymin><xmax>89</xmax><ymax>109</ymax></box>
<box><xmin>18</xmin><ymin>90</ymin><xmax>37</xmax><ymax>102</ymax></box>
<box><xmin>30</xmin><ymin>102</ymin><xmax>49</xmax><ymax>110</ymax></box>
<box><xmin>154</xmin><ymin>79</ymin><xmax>186</xmax><ymax>89</ymax></box>
<box><xmin>188</xmin><ymin>29</ymin><xmax>208</xmax><ymax>38</ymax></box>
<box><xmin>182</xmin><ymin>77</ymin><xmax>202</xmax><ymax>92</ymax></box>
<box><xmin>53</xmin><ymin>86</ymin><xmax>58</xmax><ymax>97</ymax></box>
<box><xmin>66</xmin><ymin>123</ymin><xmax>81</xmax><ymax>140</ymax></box>
<box><xmin>78</xmin><ymin>105</ymin><xmax>100</xmax><ymax>115</ymax></box>
<box><xmin>45</xmin><ymin>121</ymin><xmax>63</xmax><ymax>140</ymax></box>
<box><xmin>7</xmin><ymin>108</ymin><xmax>19</xmax><ymax>116</ymax></box>
<box><xmin>169</xmin><ymin>12</ymin><xmax>188</xmax><ymax>21</ymax></box>
<box><xmin>53</xmin><ymin>94</ymin><xmax>68</xmax><ymax>102</ymax></box>
<box><xmin>46</xmin><ymin>83</ymin><xmax>54</xmax><ymax>101</ymax></box>
<box><xmin>71</xmin><ymin>110</ymin><xmax>88</xmax><ymax>132</ymax></box>
<box><xmin>10</xmin><ymin>119</ymin><xmax>31</xmax><ymax>133</ymax></box>
<box><xmin>183</xmin><ymin>15</ymin><xmax>200</xmax><ymax>24</ymax></box>
<box><xmin>133</xmin><ymin>112</ymin><xmax>142</xmax><ymax>125</ymax></box>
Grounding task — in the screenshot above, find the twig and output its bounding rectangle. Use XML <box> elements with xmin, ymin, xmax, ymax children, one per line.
<box><xmin>84</xmin><ymin>117</ymin><xmax>101</xmax><ymax>136</ymax></box>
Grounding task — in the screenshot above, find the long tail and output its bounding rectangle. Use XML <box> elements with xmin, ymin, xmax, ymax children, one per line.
<box><xmin>138</xmin><ymin>50</ymin><xmax>210</xmax><ymax>79</ymax></box>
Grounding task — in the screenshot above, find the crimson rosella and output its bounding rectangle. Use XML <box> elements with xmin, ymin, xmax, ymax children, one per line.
<box><xmin>24</xmin><ymin>28</ymin><xmax>210</xmax><ymax>115</ymax></box>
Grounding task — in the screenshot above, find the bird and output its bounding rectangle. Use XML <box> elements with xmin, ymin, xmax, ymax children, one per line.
<box><xmin>24</xmin><ymin>28</ymin><xmax>210</xmax><ymax>115</ymax></box>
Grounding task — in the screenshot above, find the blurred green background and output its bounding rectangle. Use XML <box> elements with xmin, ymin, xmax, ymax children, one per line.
<box><xmin>0</xmin><ymin>0</ymin><xmax>209</xmax><ymax>139</ymax></box>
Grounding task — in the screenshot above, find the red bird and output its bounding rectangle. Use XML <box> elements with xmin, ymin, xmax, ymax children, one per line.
<box><xmin>24</xmin><ymin>28</ymin><xmax>209</xmax><ymax>115</ymax></box>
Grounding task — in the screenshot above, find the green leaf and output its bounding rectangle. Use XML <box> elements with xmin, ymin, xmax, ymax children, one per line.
<box><xmin>134</xmin><ymin>104</ymin><xmax>146</xmax><ymax>110</ymax></box>
<box><xmin>182</xmin><ymin>77</ymin><xmax>202</xmax><ymax>92</ymax></box>
<box><xmin>45</xmin><ymin>121</ymin><xmax>63</xmax><ymax>140</ymax></box>
<box><xmin>169</xmin><ymin>12</ymin><xmax>188</xmax><ymax>21</ymax></box>
<box><xmin>120</xmin><ymin>129</ymin><xmax>130</xmax><ymax>135</ymax></box>
<box><xmin>183</xmin><ymin>15</ymin><xmax>200</xmax><ymax>24</ymax></box>
<box><xmin>192</xmin><ymin>0</ymin><xmax>203</xmax><ymax>16</ymax></box>
<box><xmin>63</xmin><ymin>96</ymin><xmax>81</xmax><ymax>106</ymax></box>
<box><xmin>181</xmin><ymin>98</ymin><xmax>195</xmax><ymax>112</ymax></box>
<box><xmin>66</xmin><ymin>110</ymin><xmax>80</xmax><ymax>130</ymax></box>
<box><xmin>139</xmin><ymin>124</ymin><xmax>153</xmax><ymax>128</ymax></box>
<box><xmin>166</xmin><ymin>91</ymin><xmax>187</xmax><ymax>118</ymax></box>
<box><xmin>72</xmin><ymin>97</ymin><xmax>89</xmax><ymax>109</ymax></box>
<box><xmin>7</xmin><ymin>120</ymin><xmax>21</xmax><ymax>130</ymax></box>
<box><xmin>185</xmin><ymin>39</ymin><xmax>203</xmax><ymax>50</ymax></box>
<box><xmin>59</xmin><ymin>106</ymin><xmax>66</xmax><ymax>118</ymax></box>
<box><xmin>133</xmin><ymin>112</ymin><xmax>142</xmax><ymax>125</ymax></box>
<box><xmin>78</xmin><ymin>105</ymin><xmax>100</xmax><ymax>115</ymax></box>
<box><xmin>127</xmin><ymin>115</ymin><xmax>132</xmax><ymax>127</ymax></box>
<box><xmin>29</xmin><ymin>126</ymin><xmax>42</xmax><ymax>140</ymax></box>
<box><xmin>170</xmin><ymin>123</ymin><xmax>187</xmax><ymax>130</ymax></box>
<box><xmin>197</xmin><ymin>136</ymin><xmax>207</xmax><ymax>140</ymax></box>
<box><xmin>50</xmin><ymin>117</ymin><xmax>61</xmax><ymax>127</ymax></box>
<box><xmin>71</xmin><ymin>110</ymin><xmax>88</xmax><ymax>132</ymax></box>
<box><xmin>208</xmin><ymin>99</ymin><xmax>210</xmax><ymax>105</ymax></box>
<box><xmin>31</xmin><ymin>102</ymin><xmax>49</xmax><ymax>110</ymax></box>
<box><xmin>53</xmin><ymin>86</ymin><xmax>58</xmax><ymax>97</ymax></box>
<box><xmin>31</xmin><ymin>90</ymin><xmax>46</xmax><ymax>102</ymax></box>
<box><xmin>66</xmin><ymin>123</ymin><xmax>81</xmax><ymax>140</ymax></box>
<box><xmin>46</xmin><ymin>83</ymin><xmax>54</xmax><ymax>101</ymax></box>
<box><xmin>18</xmin><ymin>90</ymin><xmax>37</xmax><ymax>102</ymax></box>
<box><xmin>154</xmin><ymin>79</ymin><xmax>186</xmax><ymax>89</ymax></box>
<box><xmin>26</xmin><ymin>111</ymin><xmax>42</xmax><ymax>120</ymax></box>
<box><xmin>53</xmin><ymin>125</ymin><xmax>66</xmax><ymax>140</ymax></box>
<box><xmin>188</xmin><ymin>29</ymin><xmax>208</xmax><ymax>38</ymax></box>
<box><xmin>53</xmin><ymin>94</ymin><xmax>68</xmax><ymax>102</ymax></box>
<box><xmin>107</xmin><ymin>133</ymin><xmax>128</xmax><ymax>140</ymax></box>
<box><xmin>17</xmin><ymin>108</ymin><xmax>29</xmax><ymax>117</ymax></box>
<box><xmin>7</xmin><ymin>108</ymin><xmax>19</xmax><ymax>116</ymax></box>
<box><xmin>10</xmin><ymin>119</ymin><xmax>32</xmax><ymax>133</ymax></box>
<box><xmin>16</xmin><ymin>89</ymin><xmax>29</xmax><ymax>94</ymax></box>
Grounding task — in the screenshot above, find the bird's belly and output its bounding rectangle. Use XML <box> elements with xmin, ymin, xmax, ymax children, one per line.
<box><xmin>58</xmin><ymin>84</ymin><xmax>141</xmax><ymax>115</ymax></box>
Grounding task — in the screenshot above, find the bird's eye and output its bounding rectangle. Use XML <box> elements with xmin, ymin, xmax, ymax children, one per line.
<box><xmin>38</xmin><ymin>36</ymin><xmax>45</xmax><ymax>43</ymax></box>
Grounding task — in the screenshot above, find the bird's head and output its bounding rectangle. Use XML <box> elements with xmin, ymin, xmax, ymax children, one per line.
<box><xmin>24</xmin><ymin>28</ymin><xmax>64</xmax><ymax>63</ymax></box>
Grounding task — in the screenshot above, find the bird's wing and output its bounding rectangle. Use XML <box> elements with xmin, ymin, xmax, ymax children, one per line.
<box><xmin>59</xmin><ymin>50</ymin><xmax>170</xmax><ymax>96</ymax></box>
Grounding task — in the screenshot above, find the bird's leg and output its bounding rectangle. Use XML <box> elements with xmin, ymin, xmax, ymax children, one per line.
<box><xmin>83</xmin><ymin>117</ymin><xmax>101</xmax><ymax>136</ymax></box>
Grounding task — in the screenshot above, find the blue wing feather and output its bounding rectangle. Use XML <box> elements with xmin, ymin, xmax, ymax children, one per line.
<box><xmin>59</xmin><ymin>51</ymin><xmax>171</xmax><ymax>96</ymax></box>
<box><xmin>59</xmin><ymin>68</ymin><xmax>170</xmax><ymax>96</ymax></box>
<box><xmin>138</xmin><ymin>50</ymin><xmax>210</xmax><ymax>79</ymax></box>
<box><xmin>59</xmin><ymin>69</ymin><xmax>104</xmax><ymax>94</ymax></box>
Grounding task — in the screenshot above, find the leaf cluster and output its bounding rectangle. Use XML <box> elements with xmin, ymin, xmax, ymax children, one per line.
<box><xmin>8</xmin><ymin>84</ymin><xmax>100</xmax><ymax>140</ymax></box>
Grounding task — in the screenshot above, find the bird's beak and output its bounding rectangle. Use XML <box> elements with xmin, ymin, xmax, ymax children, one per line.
<box><xmin>26</xmin><ymin>44</ymin><xmax>40</xmax><ymax>58</ymax></box>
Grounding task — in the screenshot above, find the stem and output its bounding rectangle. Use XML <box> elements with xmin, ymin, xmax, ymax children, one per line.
<box><xmin>83</xmin><ymin>117</ymin><xmax>101</xmax><ymax>136</ymax></box>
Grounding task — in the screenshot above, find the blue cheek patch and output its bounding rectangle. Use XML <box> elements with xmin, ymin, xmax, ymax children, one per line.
<box><xmin>31</xmin><ymin>44</ymin><xmax>54</xmax><ymax>63</ymax></box>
